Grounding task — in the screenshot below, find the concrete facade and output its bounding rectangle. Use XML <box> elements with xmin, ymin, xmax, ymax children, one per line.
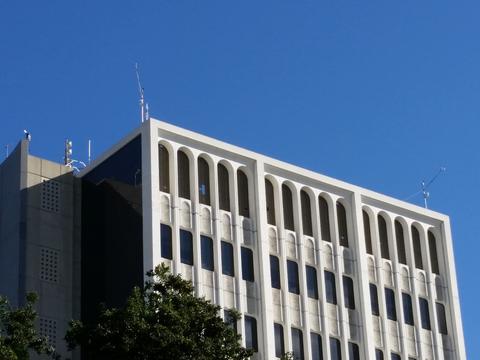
<box><xmin>0</xmin><ymin>118</ymin><xmax>466</xmax><ymax>360</ymax></box>
<box><xmin>80</xmin><ymin>119</ymin><xmax>466</xmax><ymax>360</ymax></box>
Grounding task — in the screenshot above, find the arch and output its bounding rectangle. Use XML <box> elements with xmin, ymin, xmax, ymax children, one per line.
<box><xmin>160</xmin><ymin>194</ymin><xmax>170</xmax><ymax>223</ymax></box>
<box><xmin>305</xmin><ymin>238</ymin><xmax>315</xmax><ymax>264</ymax></box>
<box><xmin>362</xmin><ymin>209</ymin><xmax>373</xmax><ymax>254</ymax></box>
<box><xmin>282</xmin><ymin>183</ymin><xmax>295</xmax><ymax>231</ymax></box>
<box><xmin>336</xmin><ymin>200</ymin><xmax>349</xmax><ymax>247</ymax></box>
<box><xmin>200</xmin><ymin>207</ymin><xmax>212</xmax><ymax>234</ymax></box>
<box><xmin>323</xmin><ymin>243</ymin><xmax>334</xmax><ymax>269</ymax></box>
<box><xmin>377</xmin><ymin>213</ymin><xmax>390</xmax><ymax>259</ymax></box>
<box><xmin>180</xmin><ymin>200</ymin><xmax>191</xmax><ymax>228</ymax></box>
<box><xmin>428</xmin><ymin>230</ymin><xmax>440</xmax><ymax>275</ymax></box>
<box><xmin>158</xmin><ymin>142</ymin><xmax>170</xmax><ymax>193</ymax></box>
<box><xmin>198</xmin><ymin>156</ymin><xmax>211</xmax><ymax>205</ymax></box>
<box><xmin>300</xmin><ymin>189</ymin><xmax>313</xmax><ymax>236</ymax></box>
<box><xmin>318</xmin><ymin>194</ymin><xmax>332</xmax><ymax>242</ymax></box>
<box><xmin>237</xmin><ymin>169</ymin><xmax>250</xmax><ymax>217</ymax></box>
<box><xmin>411</xmin><ymin>224</ymin><xmax>424</xmax><ymax>270</ymax></box>
<box><xmin>222</xmin><ymin>213</ymin><xmax>232</xmax><ymax>240</ymax></box>
<box><xmin>265</xmin><ymin>178</ymin><xmax>276</xmax><ymax>225</ymax></box>
<box><xmin>394</xmin><ymin>219</ymin><xmax>407</xmax><ymax>265</ymax></box>
<box><xmin>217</xmin><ymin>163</ymin><xmax>230</xmax><ymax>211</ymax></box>
<box><xmin>177</xmin><ymin>149</ymin><xmax>190</xmax><ymax>199</ymax></box>
<box><xmin>268</xmin><ymin>227</ymin><xmax>278</xmax><ymax>253</ymax></box>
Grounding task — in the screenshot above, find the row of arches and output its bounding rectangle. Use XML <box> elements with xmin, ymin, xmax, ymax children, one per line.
<box><xmin>159</xmin><ymin>144</ymin><xmax>250</xmax><ymax>217</ymax></box>
<box><xmin>363</xmin><ymin>210</ymin><xmax>441</xmax><ymax>275</ymax></box>
<box><xmin>265</xmin><ymin>178</ymin><xmax>349</xmax><ymax>248</ymax></box>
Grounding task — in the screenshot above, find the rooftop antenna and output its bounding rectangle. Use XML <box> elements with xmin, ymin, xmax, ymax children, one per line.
<box><xmin>4</xmin><ymin>144</ymin><xmax>11</xmax><ymax>158</ymax></box>
<box><xmin>88</xmin><ymin>139</ymin><xmax>92</xmax><ymax>164</ymax></box>
<box><xmin>64</xmin><ymin>139</ymin><xmax>86</xmax><ymax>172</ymax></box>
<box><xmin>135</xmin><ymin>63</ymin><xmax>149</xmax><ymax>123</ymax></box>
<box><xmin>406</xmin><ymin>167</ymin><xmax>446</xmax><ymax>209</ymax></box>
<box><xmin>23</xmin><ymin>130</ymin><xmax>31</xmax><ymax>141</ymax></box>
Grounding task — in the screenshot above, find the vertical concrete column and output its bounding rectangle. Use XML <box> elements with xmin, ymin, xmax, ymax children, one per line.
<box><xmin>329</xmin><ymin>197</ymin><xmax>348</xmax><ymax>360</ymax></box>
<box><xmin>420</xmin><ymin>225</ymin><xmax>443</xmax><ymax>360</ymax></box>
<box><xmin>311</xmin><ymin>191</ymin><xmax>331</xmax><ymax>360</ymax></box>
<box><xmin>231</xmin><ymin>166</ymin><xmax>245</xmax><ymax>342</ymax></box>
<box><xmin>404</xmin><ymin>221</ymin><xmax>424</xmax><ymax>360</ymax></box>
<box><xmin>253</xmin><ymin>160</ymin><xmax>275</xmax><ymax>359</ymax></box>
<box><xmin>292</xmin><ymin>186</ymin><xmax>312</xmax><ymax>360</ymax></box>
<box><xmin>211</xmin><ymin>160</ymin><xmax>224</xmax><ymax>308</ymax></box>
<box><xmin>440</xmin><ymin>218</ymin><xmax>466</xmax><ymax>360</ymax></box>
<box><xmin>170</xmin><ymin>145</ymin><xmax>181</xmax><ymax>275</ymax></box>
<box><xmin>350</xmin><ymin>192</ymin><xmax>375</xmax><ymax>359</ymax></box>
<box><xmin>142</xmin><ymin>120</ymin><xmax>159</xmax><ymax>277</ymax></box>
<box><xmin>385</xmin><ymin>215</ymin><xmax>407</xmax><ymax>358</ymax></box>
<box><xmin>191</xmin><ymin>153</ymin><xmax>202</xmax><ymax>297</ymax></box>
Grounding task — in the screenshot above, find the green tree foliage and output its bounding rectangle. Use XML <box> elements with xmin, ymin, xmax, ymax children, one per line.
<box><xmin>0</xmin><ymin>293</ymin><xmax>57</xmax><ymax>360</ymax></box>
<box><xmin>65</xmin><ymin>264</ymin><xmax>254</xmax><ymax>360</ymax></box>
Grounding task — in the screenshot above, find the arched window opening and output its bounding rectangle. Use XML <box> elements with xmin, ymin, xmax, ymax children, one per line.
<box><xmin>428</xmin><ymin>231</ymin><xmax>440</xmax><ymax>274</ymax></box>
<box><xmin>282</xmin><ymin>184</ymin><xmax>294</xmax><ymax>231</ymax></box>
<box><xmin>363</xmin><ymin>211</ymin><xmax>373</xmax><ymax>254</ymax></box>
<box><xmin>198</xmin><ymin>157</ymin><xmax>210</xmax><ymax>205</ymax></box>
<box><xmin>395</xmin><ymin>221</ymin><xmax>407</xmax><ymax>265</ymax></box>
<box><xmin>177</xmin><ymin>150</ymin><xmax>190</xmax><ymax>199</ymax></box>
<box><xmin>237</xmin><ymin>170</ymin><xmax>250</xmax><ymax>217</ymax></box>
<box><xmin>301</xmin><ymin>190</ymin><xmax>313</xmax><ymax>236</ymax></box>
<box><xmin>318</xmin><ymin>196</ymin><xmax>331</xmax><ymax>242</ymax></box>
<box><xmin>159</xmin><ymin>144</ymin><xmax>170</xmax><ymax>193</ymax></box>
<box><xmin>265</xmin><ymin>179</ymin><xmax>276</xmax><ymax>225</ymax></box>
<box><xmin>218</xmin><ymin>163</ymin><xmax>230</xmax><ymax>211</ymax></box>
<box><xmin>412</xmin><ymin>226</ymin><xmax>423</xmax><ymax>269</ymax></box>
<box><xmin>378</xmin><ymin>215</ymin><xmax>390</xmax><ymax>259</ymax></box>
<box><xmin>337</xmin><ymin>202</ymin><xmax>348</xmax><ymax>247</ymax></box>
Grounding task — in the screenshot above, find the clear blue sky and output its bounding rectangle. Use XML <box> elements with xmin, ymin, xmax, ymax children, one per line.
<box><xmin>1</xmin><ymin>1</ymin><xmax>478</xmax><ymax>357</ymax></box>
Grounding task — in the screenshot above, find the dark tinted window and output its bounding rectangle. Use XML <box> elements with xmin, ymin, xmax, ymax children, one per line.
<box><xmin>287</xmin><ymin>260</ymin><xmax>300</xmax><ymax>294</ymax></box>
<box><xmin>402</xmin><ymin>292</ymin><xmax>414</xmax><ymax>326</ymax></box>
<box><xmin>428</xmin><ymin>231</ymin><xmax>440</xmax><ymax>274</ymax></box>
<box><xmin>419</xmin><ymin>297</ymin><xmax>431</xmax><ymax>330</ymax></box>
<box><xmin>221</xmin><ymin>241</ymin><xmax>234</xmax><ymax>276</ymax></box>
<box><xmin>301</xmin><ymin>191</ymin><xmax>313</xmax><ymax>236</ymax></box>
<box><xmin>282</xmin><ymin>184</ymin><xmax>294</xmax><ymax>231</ymax></box>
<box><xmin>310</xmin><ymin>333</ymin><xmax>323</xmax><ymax>360</ymax></box>
<box><xmin>370</xmin><ymin>283</ymin><xmax>379</xmax><ymax>315</ymax></box>
<box><xmin>363</xmin><ymin>210</ymin><xmax>373</xmax><ymax>254</ymax></box>
<box><xmin>412</xmin><ymin>226</ymin><xmax>423</xmax><ymax>269</ymax></box>
<box><xmin>241</xmin><ymin>247</ymin><xmax>254</xmax><ymax>282</ymax></box>
<box><xmin>395</xmin><ymin>220</ymin><xmax>407</xmax><ymax>265</ymax></box>
<box><xmin>391</xmin><ymin>353</ymin><xmax>401</xmax><ymax>360</ymax></box>
<box><xmin>180</xmin><ymin>229</ymin><xmax>193</xmax><ymax>265</ymax></box>
<box><xmin>436</xmin><ymin>302</ymin><xmax>448</xmax><ymax>335</ymax></box>
<box><xmin>325</xmin><ymin>271</ymin><xmax>337</xmax><ymax>305</ymax></box>
<box><xmin>343</xmin><ymin>276</ymin><xmax>355</xmax><ymax>310</ymax></box>
<box><xmin>375</xmin><ymin>349</ymin><xmax>384</xmax><ymax>360</ymax></box>
<box><xmin>198</xmin><ymin>157</ymin><xmax>210</xmax><ymax>205</ymax></box>
<box><xmin>159</xmin><ymin>144</ymin><xmax>170</xmax><ymax>193</ymax></box>
<box><xmin>161</xmin><ymin>224</ymin><xmax>172</xmax><ymax>260</ymax></box>
<box><xmin>237</xmin><ymin>170</ymin><xmax>250</xmax><ymax>217</ymax></box>
<box><xmin>177</xmin><ymin>150</ymin><xmax>190</xmax><ymax>199</ymax></box>
<box><xmin>337</xmin><ymin>202</ymin><xmax>348</xmax><ymax>247</ymax></box>
<box><xmin>274</xmin><ymin>323</ymin><xmax>285</xmax><ymax>358</ymax></box>
<box><xmin>224</xmin><ymin>309</ymin><xmax>237</xmax><ymax>333</ymax></box>
<box><xmin>201</xmin><ymin>235</ymin><xmax>214</xmax><ymax>271</ymax></box>
<box><xmin>348</xmin><ymin>342</ymin><xmax>359</xmax><ymax>360</ymax></box>
<box><xmin>306</xmin><ymin>265</ymin><xmax>319</xmax><ymax>299</ymax></box>
<box><xmin>291</xmin><ymin>328</ymin><xmax>304</xmax><ymax>360</ymax></box>
<box><xmin>319</xmin><ymin>196</ymin><xmax>331</xmax><ymax>242</ymax></box>
<box><xmin>218</xmin><ymin>163</ymin><xmax>230</xmax><ymax>211</ymax></box>
<box><xmin>244</xmin><ymin>316</ymin><xmax>258</xmax><ymax>351</ymax></box>
<box><xmin>330</xmin><ymin>337</ymin><xmax>341</xmax><ymax>360</ymax></box>
<box><xmin>378</xmin><ymin>215</ymin><xmax>390</xmax><ymax>259</ymax></box>
<box><xmin>265</xmin><ymin>179</ymin><xmax>276</xmax><ymax>225</ymax></box>
<box><xmin>385</xmin><ymin>288</ymin><xmax>397</xmax><ymax>321</ymax></box>
<box><xmin>270</xmin><ymin>255</ymin><xmax>281</xmax><ymax>289</ymax></box>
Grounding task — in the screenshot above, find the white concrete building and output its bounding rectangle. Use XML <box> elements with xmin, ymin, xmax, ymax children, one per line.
<box><xmin>0</xmin><ymin>118</ymin><xmax>466</xmax><ymax>360</ymax></box>
<box><xmin>79</xmin><ymin>118</ymin><xmax>466</xmax><ymax>360</ymax></box>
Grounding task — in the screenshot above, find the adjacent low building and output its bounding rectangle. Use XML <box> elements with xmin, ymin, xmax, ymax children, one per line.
<box><xmin>0</xmin><ymin>118</ymin><xmax>466</xmax><ymax>360</ymax></box>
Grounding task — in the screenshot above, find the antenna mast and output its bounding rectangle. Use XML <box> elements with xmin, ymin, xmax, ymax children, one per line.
<box><xmin>421</xmin><ymin>167</ymin><xmax>446</xmax><ymax>209</ymax></box>
<box><xmin>135</xmin><ymin>63</ymin><xmax>149</xmax><ymax>123</ymax></box>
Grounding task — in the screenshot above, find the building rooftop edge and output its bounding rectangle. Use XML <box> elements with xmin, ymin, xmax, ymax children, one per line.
<box><xmin>77</xmin><ymin>118</ymin><xmax>449</xmax><ymax>222</ymax></box>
